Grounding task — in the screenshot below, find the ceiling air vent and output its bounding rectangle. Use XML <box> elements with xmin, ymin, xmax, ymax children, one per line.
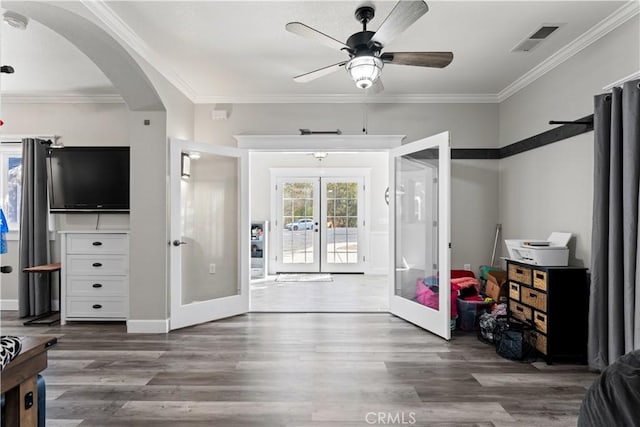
<box><xmin>512</xmin><ymin>24</ymin><xmax>563</xmax><ymax>53</ymax></box>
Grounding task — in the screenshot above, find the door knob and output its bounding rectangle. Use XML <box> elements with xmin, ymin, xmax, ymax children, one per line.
<box><xmin>172</xmin><ymin>240</ymin><xmax>187</xmax><ymax>246</ymax></box>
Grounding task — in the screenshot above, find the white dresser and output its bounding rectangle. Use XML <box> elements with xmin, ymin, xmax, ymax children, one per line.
<box><xmin>60</xmin><ymin>231</ymin><xmax>129</xmax><ymax>325</ymax></box>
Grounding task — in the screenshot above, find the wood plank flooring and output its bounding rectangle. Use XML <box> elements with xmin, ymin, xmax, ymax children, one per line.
<box><xmin>250</xmin><ymin>274</ymin><xmax>388</xmax><ymax>312</ymax></box>
<box><xmin>0</xmin><ymin>312</ymin><xmax>598</xmax><ymax>426</ymax></box>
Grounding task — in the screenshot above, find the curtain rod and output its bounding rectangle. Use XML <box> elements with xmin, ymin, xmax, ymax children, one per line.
<box><xmin>602</xmin><ymin>70</ymin><xmax>640</xmax><ymax>91</ymax></box>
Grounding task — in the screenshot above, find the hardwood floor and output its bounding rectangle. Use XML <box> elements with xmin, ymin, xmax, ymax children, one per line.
<box><xmin>250</xmin><ymin>274</ymin><xmax>388</xmax><ymax>312</ymax></box>
<box><xmin>1</xmin><ymin>311</ymin><xmax>597</xmax><ymax>426</ymax></box>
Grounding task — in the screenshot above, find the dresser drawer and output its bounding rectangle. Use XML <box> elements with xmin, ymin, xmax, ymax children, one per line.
<box><xmin>509</xmin><ymin>282</ymin><xmax>520</xmax><ymax>301</ymax></box>
<box><xmin>521</xmin><ymin>287</ymin><xmax>547</xmax><ymax>312</ymax></box>
<box><xmin>509</xmin><ymin>264</ymin><xmax>532</xmax><ymax>285</ymax></box>
<box><xmin>533</xmin><ymin>311</ymin><xmax>547</xmax><ymax>334</ymax></box>
<box><xmin>533</xmin><ymin>270</ymin><xmax>548</xmax><ymax>291</ymax></box>
<box><xmin>67</xmin><ymin>276</ymin><xmax>127</xmax><ymax>297</ymax></box>
<box><xmin>67</xmin><ymin>234</ymin><xmax>128</xmax><ymax>254</ymax></box>
<box><xmin>66</xmin><ymin>255</ymin><xmax>128</xmax><ymax>275</ymax></box>
<box><xmin>527</xmin><ymin>330</ymin><xmax>548</xmax><ymax>355</ymax></box>
<box><xmin>509</xmin><ymin>300</ymin><xmax>532</xmax><ymax>323</ymax></box>
<box><xmin>66</xmin><ymin>297</ymin><xmax>127</xmax><ymax>318</ymax></box>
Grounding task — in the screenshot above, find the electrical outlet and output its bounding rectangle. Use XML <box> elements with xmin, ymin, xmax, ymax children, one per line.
<box><xmin>209</xmin><ymin>264</ymin><xmax>216</xmax><ymax>274</ymax></box>
<box><xmin>464</xmin><ymin>263</ymin><xmax>471</xmax><ymax>271</ymax></box>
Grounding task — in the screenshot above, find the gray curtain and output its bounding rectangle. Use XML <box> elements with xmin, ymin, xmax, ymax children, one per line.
<box><xmin>589</xmin><ymin>80</ymin><xmax>640</xmax><ymax>370</ymax></box>
<box><xmin>18</xmin><ymin>138</ymin><xmax>50</xmax><ymax>317</ymax></box>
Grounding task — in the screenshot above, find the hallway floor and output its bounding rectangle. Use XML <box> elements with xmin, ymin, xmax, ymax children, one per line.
<box><xmin>1</xmin><ymin>311</ymin><xmax>597</xmax><ymax>426</ymax></box>
<box><xmin>250</xmin><ymin>274</ymin><xmax>388</xmax><ymax>312</ymax></box>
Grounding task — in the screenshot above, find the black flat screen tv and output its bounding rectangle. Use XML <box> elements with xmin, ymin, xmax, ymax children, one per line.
<box><xmin>47</xmin><ymin>147</ymin><xmax>130</xmax><ymax>213</ymax></box>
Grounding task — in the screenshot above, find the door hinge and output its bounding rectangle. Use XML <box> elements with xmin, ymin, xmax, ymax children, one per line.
<box><xmin>433</xmin><ymin>177</ymin><xmax>438</xmax><ymax>184</ymax></box>
<box><xmin>363</xmin><ymin>220</ymin><xmax>366</xmax><ymax>227</ymax></box>
<box><xmin>433</xmin><ymin>263</ymin><xmax>438</xmax><ymax>269</ymax></box>
<box><xmin>275</xmin><ymin>255</ymin><xmax>278</xmax><ymax>261</ymax></box>
<box><xmin>363</xmin><ymin>184</ymin><xmax>366</xmax><ymax>191</ymax></box>
<box><xmin>363</xmin><ymin>255</ymin><xmax>366</xmax><ymax>262</ymax></box>
<box><xmin>432</xmin><ymin>221</ymin><xmax>438</xmax><ymax>227</ymax></box>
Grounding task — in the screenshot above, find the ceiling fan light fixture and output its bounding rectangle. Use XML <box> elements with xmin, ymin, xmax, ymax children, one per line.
<box><xmin>346</xmin><ymin>56</ymin><xmax>383</xmax><ymax>89</ymax></box>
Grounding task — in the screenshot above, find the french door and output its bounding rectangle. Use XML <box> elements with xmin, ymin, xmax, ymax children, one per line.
<box><xmin>169</xmin><ymin>138</ymin><xmax>249</xmax><ymax>330</ymax></box>
<box><xmin>389</xmin><ymin>132</ymin><xmax>451</xmax><ymax>340</ymax></box>
<box><xmin>273</xmin><ymin>173</ymin><xmax>366</xmax><ymax>274</ymax></box>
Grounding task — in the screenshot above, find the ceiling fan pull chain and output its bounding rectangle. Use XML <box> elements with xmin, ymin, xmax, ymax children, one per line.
<box><xmin>362</xmin><ymin>103</ymin><xmax>368</xmax><ymax>135</ymax></box>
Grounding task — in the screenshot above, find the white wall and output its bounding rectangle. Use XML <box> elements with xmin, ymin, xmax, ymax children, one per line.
<box><xmin>196</xmin><ymin>103</ymin><xmax>500</xmax><ymax>274</ymax></box>
<box><xmin>498</xmin><ymin>15</ymin><xmax>640</xmax><ymax>267</ymax></box>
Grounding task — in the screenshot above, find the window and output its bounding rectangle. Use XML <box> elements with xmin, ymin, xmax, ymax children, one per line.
<box><xmin>0</xmin><ymin>144</ymin><xmax>23</xmax><ymax>235</ymax></box>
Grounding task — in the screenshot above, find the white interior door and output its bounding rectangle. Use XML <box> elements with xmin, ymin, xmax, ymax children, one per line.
<box><xmin>274</xmin><ymin>177</ymin><xmax>320</xmax><ymax>273</ymax></box>
<box><xmin>320</xmin><ymin>177</ymin><xmax>365</xmax><ymax>273</ymax></box>
<box><xmin>169</xmin><ymin>138</ymin><xmax>249</xmax><ymax>330</ymax></box>
<box><xmin>389</xmin><ymin>132</ymin><xmax>451</xmax><ymax>340</ymax></box>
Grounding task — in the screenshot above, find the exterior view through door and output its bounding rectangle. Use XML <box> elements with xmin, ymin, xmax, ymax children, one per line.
<box><xmin>273</xmin><ymin>173</ymin><xmax>366</xmax><ymax>274</ymax></box>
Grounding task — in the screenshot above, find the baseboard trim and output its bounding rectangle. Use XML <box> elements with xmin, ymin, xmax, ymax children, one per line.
<box><xmin>126</xmin><ymin>319</ymin><xmax>170</xmax><ymax>334</ymax></box>
<box><xmin>0</xmin><ymin>299</ymin><xmax>18</xmax><ymax>310</ymax></box>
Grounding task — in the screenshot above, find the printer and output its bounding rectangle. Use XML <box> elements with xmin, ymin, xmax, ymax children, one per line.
<box><xmin>505</xmin><ymin>232</ymin><xmax>572</xmax><ymax>266</ymax></box>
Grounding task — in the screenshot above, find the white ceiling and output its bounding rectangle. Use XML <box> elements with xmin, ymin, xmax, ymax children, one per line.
<box><xmin>0</xmin><ymin>1</ymin><xmax>632</xmax><ymax>102</ymax></box>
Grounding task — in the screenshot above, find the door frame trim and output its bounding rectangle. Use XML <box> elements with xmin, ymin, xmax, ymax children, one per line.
<box><xmin>269</xmin><ymin>168</ymin><xmax>372</xmax><ymax>274</ymax></box>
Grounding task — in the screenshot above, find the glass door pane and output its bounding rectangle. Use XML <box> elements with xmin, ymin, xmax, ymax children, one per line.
<box><xmin>395</xmin><ymin>154</ymin><xmax>438</xmax><ymax>304</ymax></box>
<box><xmin>276</xmin><ymin>178</ymin><xmax>319</xmax><ymax>273</ymax></box>
<box><xmin>181</xmin><ymin>151</ymin><xmax>239</xmax><ymax>304</ymax></box>
<box><xmin>321</xmin><ymin>178</ymin><xmax>364</xmax><ymax>273</ymax></box>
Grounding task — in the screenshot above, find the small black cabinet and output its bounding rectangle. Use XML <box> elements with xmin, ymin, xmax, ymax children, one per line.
<box><xmin>506</xmin><ymin>259</ymin><xmax>588</xmax><ymax>363</ymax></box>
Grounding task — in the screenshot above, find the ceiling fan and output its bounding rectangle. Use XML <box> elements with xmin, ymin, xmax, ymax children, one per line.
<box><xmin>286</xmin><ymin>0</ymin><xmax>453</xmax><ymax>91</ymax></box>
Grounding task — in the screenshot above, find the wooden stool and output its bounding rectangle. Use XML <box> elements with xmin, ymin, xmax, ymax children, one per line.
<box><xmin>22</xmin><ymin>263</ymin><xmax>61</xmax><ymax>326</ymax></box>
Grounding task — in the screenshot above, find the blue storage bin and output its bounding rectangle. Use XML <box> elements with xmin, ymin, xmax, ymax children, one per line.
<box><xmin>457</xmin><ymin>298</ymin><xmax>493</xmax><ymax>331</ymax></box>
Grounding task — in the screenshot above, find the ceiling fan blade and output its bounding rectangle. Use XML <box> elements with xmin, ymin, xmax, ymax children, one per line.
<box><xmin>286</xmin><ymin>22</ymin><xmax>349</xmax><ymax>51</ymax></box>
<box><xmin>368</xmin><ymin>1</ymin><xmax>429</xmax><ymax>48</ymax></box>
<box><xmin>293</xmin><ymin>61</ymin><xmax>348</xmax><ymax>83</ymax></box>
<box><xmin>381</xmin><ymin>52</ymin><xmax>453</xmax><ymax>68</ymax></box>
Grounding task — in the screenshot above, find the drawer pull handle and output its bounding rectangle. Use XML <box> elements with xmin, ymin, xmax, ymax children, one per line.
<box><xmin>536</xmin><ymin>273</ymin><xmax>544</xmax><ymax>279</ymax></box>
<box><xmin>536</xmin><ymin>314</ymin><xmax>545</xmax><ymax>321</ymax></box>
<box><xmin>529</xmin><ymin>293</ymin><xmax>537</xmax><ymax>299</ymax></box>
<box><xmin>92</xmin><ymin>283</ymin><xmax>103</xmax><ymax>288</ymax></box>
<box><xmin>511</xmin><ymin>284</ymin><xmax>518</xmax><ymax>290</ymax></box>
<box><xmin>92</xmin><ymin>304</ymin><xmax>102</xmax><ymax>309</ymax></box>
<box><xmin>92</xmin><ymin>241</ymin><xmax>103</xmax><ymax>246</ymax></box>
<box><xmin>92</xmin><ymin>262</ymin><xmax>103</xmax><ymax>267</ymax></box>
<box><xmin>516</xmin><ymin>268</ymin><xmax>524</xmax><ymax>274</ymax></box>
<box><xmin>516</xmin><ymin>306</ymin><xmax>524</xmax><ymax>312</ymax></box>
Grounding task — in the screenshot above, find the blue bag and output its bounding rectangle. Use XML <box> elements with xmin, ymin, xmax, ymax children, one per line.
<box><xmin>0</xmin><ymin>208</ymin><xmax>8</xmax><ymax>254</ymax></box>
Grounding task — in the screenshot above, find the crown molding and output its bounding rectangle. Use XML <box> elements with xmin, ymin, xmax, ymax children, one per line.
<box><xmin>195</xmin><ymin>93</ymin><xmax>499</xmax><ymax>104</ymax></box>
<box><xmin>603</xmin><ymin>69</ymin><xmax>640</xmax><ymax>90</ymax></box>
<box><xmin>81</xmin><ymin>0</ymin><xmax>198</xmax><ymax>102</ymax></box>
<box><xmin>1</xmin><ymin>93</ymin><xmax>125</xmax><ymax>104</ymax></box>
<box><xmin>498</xmin><ymin>1</ymin><xmax>640</xmax><ymax>102</ymax></box>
